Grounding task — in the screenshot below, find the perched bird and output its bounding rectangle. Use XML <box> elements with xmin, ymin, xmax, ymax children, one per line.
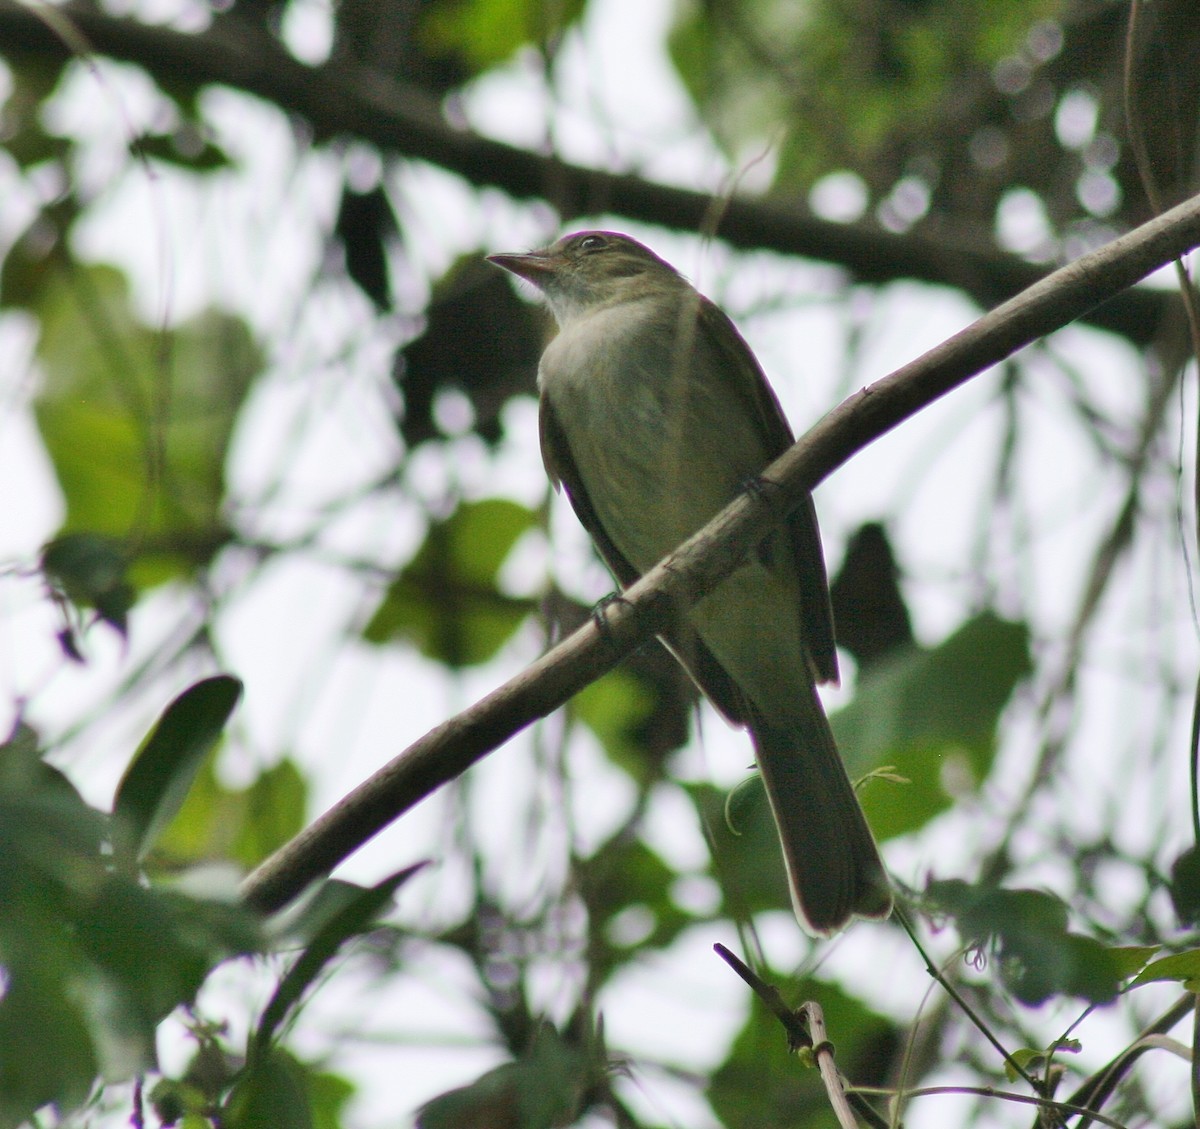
<box><xmin>488</xmin><ymin>231</ymin><xmax>891</xmax><ymax>934</ymax></box>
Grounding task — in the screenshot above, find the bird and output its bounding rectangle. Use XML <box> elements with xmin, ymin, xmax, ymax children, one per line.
<box><xmin>488</xmin><ymin>230</ymin><xmax>891</xmax><ymax>935</ymax></box>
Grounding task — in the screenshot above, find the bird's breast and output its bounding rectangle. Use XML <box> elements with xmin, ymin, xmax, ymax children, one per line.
<box><xmin>540</xmin><ymin>300</ymin><xmax>766</xmax><ymax>574</ymax></box>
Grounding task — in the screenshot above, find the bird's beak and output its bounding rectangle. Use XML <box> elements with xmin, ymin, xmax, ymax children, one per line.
<box><xmin>487</xmin><ymin>249</ymin><xmax>558</xmax><ymax>285</ymax></box>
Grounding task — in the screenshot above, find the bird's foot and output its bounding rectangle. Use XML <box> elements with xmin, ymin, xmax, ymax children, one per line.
<box><xmin>590</xmin><ymin>591</ymin><xmax>629</xmax><ymax>638</ymax></box>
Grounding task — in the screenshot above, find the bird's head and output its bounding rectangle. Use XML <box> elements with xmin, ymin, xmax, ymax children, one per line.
<box><xmin>488</xmin><ymin>231</ymin><xmax>685</xmax><ymax>324</ymax></box>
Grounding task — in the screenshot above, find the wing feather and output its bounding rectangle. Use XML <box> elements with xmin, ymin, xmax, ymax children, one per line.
<box><xmin>696</xmin><ymin>299</ymin><xmax>839</xmax><ymax>684</ymax></box>
<box><xmin>539</xmin><ymin>390</ymin><xmax>753</xmax><ymax>724</ymax></box>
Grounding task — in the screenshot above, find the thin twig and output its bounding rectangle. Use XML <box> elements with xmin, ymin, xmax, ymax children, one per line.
<box><xmin>712</xmin><ymin>945</ymin><xmax>889</xmax><ymax>1129</ymax></box>
<box><xmin>852</xmin><ymin>1084</ymin><xmax>1128</xmax><ymax>1129</ymax></box>
<box><xmin>893</xmin><ymin>907</ymin><xmax>1041</xmax><ymax>1093</ymax></box>
<box><xmin>802</xmin><ymin>1001</ymin><xmax>860</xmax><ymax>1129</ymax></box>
<box><xmin>1065</xmin><ymin>993</ymin><xmax>1193</xmax><ymax>1129</ymax></box>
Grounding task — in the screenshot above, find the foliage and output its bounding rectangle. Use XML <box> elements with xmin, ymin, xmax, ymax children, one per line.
<box><xmin>0</xmin><ymin>695</ymin><xmax>262</xmax><ymax>1128</ymax></box>
<box><xmin>2</xmin><ymin>0</ymin><xmax>1200</xmax><ymax>1126</ymax></box>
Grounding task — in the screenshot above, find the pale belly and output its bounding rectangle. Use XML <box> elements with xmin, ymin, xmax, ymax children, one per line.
<box><xmin>540</xmin><ymin>306</ymin><xmax>810</xmax><ymax>718</ymax></box>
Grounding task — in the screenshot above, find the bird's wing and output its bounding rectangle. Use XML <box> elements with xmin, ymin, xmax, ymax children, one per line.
<box><xmin>539</xmin><ymin>391</ymin><xmax>753</xmax><ymax>725</ymax></box>
<box><xmin>696</xmin><ymin>298</ymin><xmax>839</xmax><ymax>685</ymax></box>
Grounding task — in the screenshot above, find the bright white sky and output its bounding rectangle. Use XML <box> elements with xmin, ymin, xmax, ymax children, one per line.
<box><xmin>1</xmin><ymin>0</ymin><xmax>1197</xmax><ymax>1124</ymax></box>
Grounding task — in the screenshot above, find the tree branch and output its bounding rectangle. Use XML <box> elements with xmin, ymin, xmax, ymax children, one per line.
<box><xmin>238</xmin><ymin>190</ymin><xmax>1200</xmax><ymax>915</ymax></box>
<box><xmin>0</xmin><ymin>0</ymin><xmax>1178</xmax><ymax>346</ymax></box>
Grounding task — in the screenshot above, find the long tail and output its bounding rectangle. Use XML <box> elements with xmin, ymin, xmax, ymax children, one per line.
<box><xmin>751</xmin><ymin>683</ymin><xmax>892</xmax><ymax>935</ymax></box>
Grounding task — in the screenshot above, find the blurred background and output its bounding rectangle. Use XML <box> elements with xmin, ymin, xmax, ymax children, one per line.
<box><xmin>2</xmin><ymin>0</ymin><xmax>1199</xmax><ymax>1125</ymax></box>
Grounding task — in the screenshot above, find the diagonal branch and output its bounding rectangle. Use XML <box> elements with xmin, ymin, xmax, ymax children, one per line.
<box><xmin>239</xmin><ymin>190</ymin><xmax>1200</xmax><ymax>915</ymax></box>
<box><xmin>0</xmin><ymin>0</ymin><xmax>1177</xmax><ymax>346</ymax></box>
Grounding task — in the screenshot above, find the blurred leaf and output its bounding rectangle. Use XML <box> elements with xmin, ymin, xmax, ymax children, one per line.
<box><xmin>836</xmin><ymin>613</ymin><xmax>1031</xmax><ymax>840</ymax></box>
<box><xmin>253</xmin><ymin>866</ymin><xmax>426</xmax><ymax>1057</ymax></box>
<box><xmin>222</xmin><ymin>1048</ymin><xmax>353</xmax><ymax>1129</ymax></box>
<box><xmin>114</xmin><ymin>675</ymin><xmax>244</xmax><ymax>861</ymax></box>
<box><xmin>33</xmin><ymin>263</ymin><xmax>261</xmax><ymax>587</ymax></box>
<box><xmin>0</xmin><ymin>51</ymin><xmax>70</xmax><ymax>171</ymax></box>
<box><xmin>0</xmin><ymin>721</ymin><xmax>93</xmax><ymax>830</ymax></box>
<box><xmin>1106</xmin><ymin>945</ymin><xmax>1162</xmax><ymax>979</ymax></box>
<box><xmin>396</xmin><ymin>255</ymin><xmax>540</xmax><ymax>447</ymax></box>
<box><xmin>149</xmin><ymin>1076</ymin><xmax>210</xmax><ymax>1126</ymax></box>
<box><xmin>688</xmin><ymin>778</ymin><xmax>792</xmax><ymax>916</ymax></box>
<box><xmin>417</xmin><ymin>1024</ymin><xmax>595</xmax><ymax>1129</ymax></box>
<box><xmin>363</xmin><ymin>497</ymin><xmax>537</xmax><ymax>666</ymax></box>
<box><xmin>926</xmin><ymin>879</ymin><xmax>1144</xmax><ymax>1005</ymax></box>
<box><xmin>156</xmin><ymin>756</ymin><xmax>307</xmax><ymax>870</ymax></box>
<box><xmin>1128</xmin><ymin>948</ymin><xmax>1200</xmax><ymax>989</ymax></box>
<box><xmin>419</xmin><ymin>0</ymin><xmax>585</xmax><ymax>73</ymax></box>
<box><xmin>570</xmin><ymin>668</ymin><xmax>657</xmax><ymax>777</ymax></box>
<box><xmin>266</xmin><ymin>878</ymin><xmax>386</xmax><ymax>948</ymax></box>
<box><xmin>1004</xmin><ymin>1039</ymin><xmax>1081</xmax><ymax>1082</ymax></box>
<box><xmin>225</xmin><ymin>1048</ymin><xmax>314</xmax><ymax>1129</ymax></box>
<box><xmin>0</xmin><ymin>964</ymin><xmax>97</xmax><ymax>1127</ymax></box>
<box><xmin>668</xmin><ymin>0</ymin><xmax>1063</xmax><ymax>197</ymax></box>
<box><xmin>41</xmin><ymin>531</ymin><xmax>136</xmax><ymax>636</ymax></box>
<box><xmin>830</xmin><ymin>521</ymin><xmax>913</xmax><ymax>670</ymax></box>
<box><xmin>0</xmin><ymin>726</ymin><xmax>109</xmax><ymax>906</ymax></box>
<box><xmin>74</xmin><ymin>878</ymin><xmax>262</xmax><ymax>1071</ymax></box>
<box><xmin>307</xmin><ymin>1069</ymin><xmax>356</xmax><ymax>1129</ymax></box>
<box><xmin>1169</xmin><ymin>844</ymin><xmax>1200</xmax><ymax>927</ymax></box>
<box><xmin>333</xmin><ymin>0</ymin><xmax>468</xmax><ymax>93</ymax></box>
<box><xmin>0</xmin><ymin>724</ymin><xmax>260</xmax><ymax>1123</ymax></box>
<box><xmin>130</xmin><ymin>129</ymin><xmax>234</xmax><ymax>172</ymax></box>
<box><xmin>335</xmin><ymin>183</ymin><xmax>396</xmax><ymax>310</ymax></box>
<box><xmin>576</xmin><ymin>834</ymin><xmax>694</xmax><ymax>982</ymax></box>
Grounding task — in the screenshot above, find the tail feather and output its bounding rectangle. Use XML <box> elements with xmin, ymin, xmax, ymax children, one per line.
<box><xmin>751</xmin><ymin>685</ymin><xmax>891</xmax><ymax>935</ymax></box>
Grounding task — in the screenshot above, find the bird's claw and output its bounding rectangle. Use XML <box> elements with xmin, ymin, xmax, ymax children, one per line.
<box><xmin>591</xmin><ymin>591</ymin><xmax>628</xmax><ymax>638</ymax></box>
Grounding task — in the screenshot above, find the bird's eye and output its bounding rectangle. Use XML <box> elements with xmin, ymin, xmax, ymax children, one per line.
<box><xmin>578</xmin><ymin>235</ymin><xmax>608</xmax><ymax>253</ymax></box>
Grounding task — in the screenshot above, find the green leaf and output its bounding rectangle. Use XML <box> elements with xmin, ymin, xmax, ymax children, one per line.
<box><xmin>1169</xmin><ymin>844</ymin><xmax>1200</xmax><ymax>926</ymax></box>
<box><xmin>114</xmin><ymin>675</ymin><xmax>244</xmax><ymax>861</ymax></box>
<box><xmin>1004</xmin><ymin>1039</ymin><xmax>1081</xmax><ymax>1082</ymax></box>
<box><xmin>0</xmin><ymin>52</ymin><xmax>71</xmax><ymax>175</ymax></box>
<box><xmin>0</xmin><ymin>726</ymin><xmax>109</xmax><ymax>903</ymax></box>
<box><xmin>667</xmin><ymin>0</ymin><xmax>1061</xmax><ymax>192</ymax></box>
<box><xmin>148</xmin><ymin>1077</ymin><xmax>211</xmax><ymax>1126</ymax></box>
<box><xmin>363</xmin><ymin>498</ymin><xmax>537</xmax><ymax>667</ymax></box>
<box><xmin>227</xmin><ymin>760</ymin><xmax>306</xmax><ymax>867</ymax></box>
<box><xmin>836</xmin><ymin>613</ymin><xmax>1032</xmax><ymax>840</ymax></box>
<box><xmin>224</xmin><ymin>1048</ymin><xmax>315</xmax><ymax>1129</ymax></box>
<box><xmin>0</xmin><ymin>726</ymin><xmax>260</xmax><ymax>1122</ymax></box>
<box><xmin>41</xmin><ymin>531</ymin><xmax>136</xmax><ymax>636</ymax></box>
<box><xmin>686</xmin><ymin>780</ymin><xmax>792</xmax><ymax>917</ymax></box>
<box><xmin>417</xmin><ymin>1025</ymin><xmax>593</xmax><ymax>1129</ymax></box>
<box><xmin>419</xmin><ymin>0</ymin><xmax>585</xmax><ymax>73</ymax></box>
<box><xmin>155</xmin><ymin>756</ymin><xmax>307</xmax><ymax>870</ymax></box>
<box><xmin>926</xmin><ymin>879</ymin><xmax>1132</xmax><ymax>1005</ymax></box>
<box><xmin>575</xmin><ymin>834</ymin><xmax>695</xmax><ymax>982</ymax></box>
<box><xmin>1107</xmin><ymin>945</ymin><xmax>1161</xmax><ymax>980</ymax></box>
<box><xmin>253</xmin><ymin>866</ymin><xmax>426</xmax><ymax>1057</ymax></box>
<box><xmin>226</xmin><ymin>1057</ymin><xmax>354</xmax><ymax>1129</ymax></box>
<box><xmin>73</xmin><ymin>878</ymin><xmax>261</xmax><ymax>1069</ymax></box>
<box><xmin>306</xmin><ymin>1069</ymin><xmax>356</xmax><ymax>1129</ymax></box>
<box><xmin>33</xmin><ymin>263</ymin><xmax>260</xmax><ymax>587</ymax></box>
<box><xmin>0</xmin><ymin>965</ymin><xmax>97</xmax><ymax>1127</ymax></box>
<box><xmin>1128</xmin><ymin>948</ymin><xmax>1200</xmax><ymax>989</ymax></box>
<box><xmin>570</xmin><ymin>667</ymin><xmax>658</xmax><ymax>777</ymax></box>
